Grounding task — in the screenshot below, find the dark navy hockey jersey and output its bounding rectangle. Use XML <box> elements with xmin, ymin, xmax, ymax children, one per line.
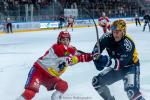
<box><xmin>93</xmin><ymin>33</ymin><xmax>139</xmax><ymax>70</ymax></box>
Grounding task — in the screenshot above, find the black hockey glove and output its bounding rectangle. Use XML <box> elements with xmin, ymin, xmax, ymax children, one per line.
<box><xmin>92</xmin><ymin>47</ymin><xmax>100</xmax><ymax>60</ymax></box>
<box><xmin>98</xmin><ymin>55</ymin><xmax>112</xmax><ymax>67</ymax></box>
<box><xmin>93</xmin><ymin>55</ymin><xmax>116</xmax><ymax>71</ymax></box>
<box><xmin>93</xmin><ymin>55</ymin><xmax>111</xmax><ymax>71</ymax></box>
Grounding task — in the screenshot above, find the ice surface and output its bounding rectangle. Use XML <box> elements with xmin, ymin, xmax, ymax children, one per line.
<box><xmin>0</xmin><ymin>23</ymin><xmax>149</xmax><ymax>100</ymax></box>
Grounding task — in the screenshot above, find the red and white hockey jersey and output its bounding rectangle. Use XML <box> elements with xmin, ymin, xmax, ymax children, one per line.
<box><xmin>68</xmin><ymin>17</ymin><xmax>74</xmax><ymax>24</ymax></box>
<box><xmin>34</xmin><ymin>43</ymin><xmax>80</xmax><ymax>77</ymax></box>
<box><xmin>98</xmin><ymin>16</ymin><xmax>110</xmax><ymax>27</ymax></box>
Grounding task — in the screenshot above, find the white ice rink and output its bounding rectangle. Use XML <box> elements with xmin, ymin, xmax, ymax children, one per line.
<box><xmin>0</xmin><ymin>23</ymin><xmax>150</xmax><ymax>100</ymax></box>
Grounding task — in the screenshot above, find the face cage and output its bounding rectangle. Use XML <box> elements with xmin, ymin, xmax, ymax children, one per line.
<box><xmin>57</xmin><ymin>37</ymin><xmax>70</xmax><ymax>44</ymax></box>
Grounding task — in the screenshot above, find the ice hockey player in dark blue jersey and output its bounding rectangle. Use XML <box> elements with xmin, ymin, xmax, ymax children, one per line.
<box><xmin>143</xmin><ymin>12</ymin><xmax>150</xmax><ymax>32</ymax></box>
<box><xmin>92</xmin><ymin>19</ymin><xmax>145</xmax><ymax>100</ymax></box>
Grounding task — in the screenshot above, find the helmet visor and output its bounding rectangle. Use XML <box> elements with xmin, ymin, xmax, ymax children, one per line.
<box><xmin>110</xmin><ymin>25</ymin><xmax>117</xmax><ymax>31</ymax></box>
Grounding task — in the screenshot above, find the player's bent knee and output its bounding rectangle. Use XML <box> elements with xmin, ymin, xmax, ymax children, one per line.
<box><xmin>92</xmin><ymin>76</ymin><xmax>99</xmax><ymax>87</ymax></box>
<box><xmin>22</xmin><ymin>89</ymin><xmax>36</xmax><ymax>99</ymax></box>
<box><xmin>55</xmin><ymin>80</ymin><xmax>68</xmax><ymax>93</ymax></box>
<box><xmin>92</xmin><ymin>75</ymin><xmax>104</xmax><ymax>89</ymax></box>
<box><xmin>92</xmin><ymin>76</ymin><xmax>112</xmax><ymax>97</ymax></box>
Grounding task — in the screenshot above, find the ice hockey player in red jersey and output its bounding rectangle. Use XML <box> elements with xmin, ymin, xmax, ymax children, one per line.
<box><xmin>16</xmin><ymin>31</ymin><xmax>93</xmax><ymax>100</ymax></box>
<box><xmin>66</xmin><ymin>15</ymin><xmax>75</xmax><ymax>31</ymax></box>
<box><xmin>98</xmin><ymin>12</ymin><xmax>110</xmax><ymax>33</ymax></box>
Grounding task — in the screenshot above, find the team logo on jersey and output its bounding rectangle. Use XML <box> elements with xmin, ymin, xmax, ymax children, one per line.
<box><xmin>124</xmin><ymin>39</ymin><xmax>132</xmax><ymax>52</ymax></box>
<box><xmin>33</xmin><ymin>78</ymin><xmax>40</xmax><ymax>88</ymax></box>
<box><xmin>64</xmin><ymin>51</ymin><xmax>70</xmax><ymax>56</ymax></box>
<box><xmin>58</xmin><ymin>62</ymin><xmax>66</xmax><ymax>71</ymax></box>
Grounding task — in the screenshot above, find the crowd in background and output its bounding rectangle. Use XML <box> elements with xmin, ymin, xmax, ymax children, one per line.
<box><xmin>0</xmin><ymin>0</ymin><xmax>148</xmax><ymax>22</ymax></box>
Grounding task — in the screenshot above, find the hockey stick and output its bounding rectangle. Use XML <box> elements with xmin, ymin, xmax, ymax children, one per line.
<box><xmin>82</xmin><ymin>7</ymin><xmax>101</xmax><ymax>54</ymax></box>
<box><xmin>65</xmin><ymin>25</ymin><xmax>69</xmax><ymax>31</ymax></box>
<box><xmin>77</xmin><ymin>50</ymin><xmax>88</xmax><ymax>54</ymax></box>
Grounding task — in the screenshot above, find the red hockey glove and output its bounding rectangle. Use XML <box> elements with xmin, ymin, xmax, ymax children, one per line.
<box><xmin>77</xmin><ymin>53</ymin><xmax>93</xmax><ymax>62</ymax></box>
<box><xmin>66</xmin><ymin>53</ymin><xmax>93</xmax><ymax>65</ymax></box>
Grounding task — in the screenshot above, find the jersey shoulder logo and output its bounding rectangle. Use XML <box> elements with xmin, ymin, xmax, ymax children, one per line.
<box><xmin>124</xmin><ymin>38</ymin><xmax>132</xmax><ymax>52</ymax></box>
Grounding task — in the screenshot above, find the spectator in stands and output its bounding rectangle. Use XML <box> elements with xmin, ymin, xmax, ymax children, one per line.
<box><xmin>0</xmin><ymin>0</ymin><xmax>143</xmax><ymax>22</ymax></box>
